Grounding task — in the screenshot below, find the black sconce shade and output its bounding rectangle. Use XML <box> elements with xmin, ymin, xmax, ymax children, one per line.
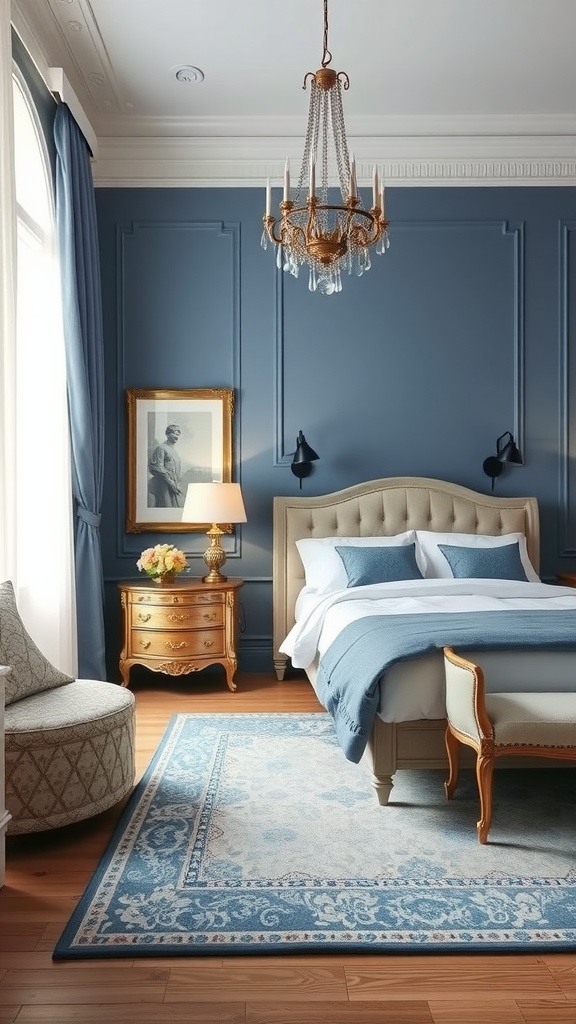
<box><xmin>483</xmin><ymin>431</ymin><xmax>523</xmax><ymax>490</ymax></box>
<box><xmin>291</xmin><ymin>431</ymin><xmax>319</xmax><ymax>488</ymax></box>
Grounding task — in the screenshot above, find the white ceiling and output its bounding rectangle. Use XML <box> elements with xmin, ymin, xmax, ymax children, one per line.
<box><xmin>11</xmin><ymin>0</ymin><xmax>576</xmax><ymax>186</ymax></box>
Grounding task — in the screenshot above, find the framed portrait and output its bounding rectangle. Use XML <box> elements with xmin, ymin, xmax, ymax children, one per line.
<box><xmin>125</xmin><ymin>387</ymin><xmax>234</xmax><ymax>532</ymax></box>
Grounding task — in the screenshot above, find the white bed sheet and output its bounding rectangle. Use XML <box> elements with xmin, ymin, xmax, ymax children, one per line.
<box><xmin>282</xmin><ymin>579</ymin><xmax>576</xmax><ymax>724</ymax></box>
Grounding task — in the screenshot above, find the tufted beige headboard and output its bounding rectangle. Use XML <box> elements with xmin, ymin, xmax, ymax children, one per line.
<box><xmin>272</xmin><ymin>476</ymin><xmax>540</xmax><ymax>677</ymax></box>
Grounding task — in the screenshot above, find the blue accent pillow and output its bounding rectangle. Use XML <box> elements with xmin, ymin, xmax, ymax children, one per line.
<box><xmin>437</xmin><ymin>542</ymin><xmax>529</xmax><ymax>581</ymax></box>
<box><xmin>335</xmin><ymin>544</ymin><xmax>423</xmax><ymax>588</ymax></box>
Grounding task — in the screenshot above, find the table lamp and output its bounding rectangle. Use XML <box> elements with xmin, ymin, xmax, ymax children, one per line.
<box><xmin>182</xmin><ymin>482</ymin><xmax>247</xmax><ymax>583</ymax></box>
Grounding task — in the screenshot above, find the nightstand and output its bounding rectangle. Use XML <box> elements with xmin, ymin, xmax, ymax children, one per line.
<box><xmin>557</xmin><ymin>572</ymin><xmax>576</xmax><ymax>589</ymax></box>
<box><xmin>118</xmin><ymin>577</ymin><xmax>243</xmax><ymax>691</ymax></box>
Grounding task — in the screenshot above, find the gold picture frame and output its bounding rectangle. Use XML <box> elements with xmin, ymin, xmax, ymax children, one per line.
<box><xmin>125</xmin><ymin>387</ymin><xmax>234</xmax><ymax>533</ymax></box>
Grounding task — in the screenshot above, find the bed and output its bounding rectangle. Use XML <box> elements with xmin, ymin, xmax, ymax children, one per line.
<box><xmin>273</xmin><ymin>476</ymin><xmax>576</xmax><ymax>804</ymax></box>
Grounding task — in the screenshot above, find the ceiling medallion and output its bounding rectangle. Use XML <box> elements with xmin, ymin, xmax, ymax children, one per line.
<box><xmin>173</xmin><ymin>66</ymin><xmax>205</xmax><ymax>85</ymax></box>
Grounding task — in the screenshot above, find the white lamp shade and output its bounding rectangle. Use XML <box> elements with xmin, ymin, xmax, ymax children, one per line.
<box><xmin>182</xmin><ymin>482</ymin><xmax>247</xmax><ymax>524</ymax></box>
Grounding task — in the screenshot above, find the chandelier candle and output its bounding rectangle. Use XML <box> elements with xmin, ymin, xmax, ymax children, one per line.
<box><xmin>261</xmin><ymin>0</ymin><xmax>390</xmax><ymax>295</ymax></box>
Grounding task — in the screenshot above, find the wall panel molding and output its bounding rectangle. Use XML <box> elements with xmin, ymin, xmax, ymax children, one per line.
<box><xmin>115</xmin><ymin>219</ymin><xmax>241</xmax><ymax>561</ymax></box>
<box><xmin>273</xmin><ymin>219</ymin><xmax>526</xmax><ymax>470</ymax></box>
<box><xmin>558</xmin><ymin>220</ymin><xmax>576</xmax><ymax>556</ymax></box>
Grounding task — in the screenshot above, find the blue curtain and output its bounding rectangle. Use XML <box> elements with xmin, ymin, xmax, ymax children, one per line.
<box><xmin>54</xmin><ymin>103</ymin><xmax>106</xmax><ymax>680</ymax></box>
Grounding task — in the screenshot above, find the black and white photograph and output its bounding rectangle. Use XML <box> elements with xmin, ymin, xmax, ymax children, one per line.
<box><xmin>125</xmin><ymin>387</ymin><xmax>233</xmax><ymax>532</ymax></box>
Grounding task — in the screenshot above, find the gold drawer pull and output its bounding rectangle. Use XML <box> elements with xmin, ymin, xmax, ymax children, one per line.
<box><xmin>203</xmin><ymin>612</ymin><xmax>218</xmax><ymax>621</ymax></box>
<box><xmin>166</xmin><ymin>641</ymin><xmax>189</xmax><ymax>650</ymax></box>
<box><xmin>137</xmin><ymin>613</ymin><xmax>151</xmax><ymax>623</ymax></box>
<box><xmin>203</xmin><ymin>640</ymin><xmax>215</xmax><ymax>648</ymax></box>
<box><xmin>140</xmin><ymin>640</ymin><xmax>151</xmax><ymax>650</ymax></box>
<box><xmin>167</xmin><ymin>613</ymin><xmax>190</xmax><ymax>623</ymax></box>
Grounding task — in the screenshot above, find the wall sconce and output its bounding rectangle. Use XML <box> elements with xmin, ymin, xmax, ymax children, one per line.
<box><xmin>291</xmin><ymin>430</ymin><xmax>319</xmax><ymax>488</ymax></box>
<box><xmin>482</xmin><ymin>431</ymin><xmax>524</xmax><ymax>491</ymax></box>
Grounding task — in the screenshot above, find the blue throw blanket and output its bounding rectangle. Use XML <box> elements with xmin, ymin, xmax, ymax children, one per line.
<box><xmin>315</xmin><ymin>609</ymin><xmax>576</xmax><ymax>762</ymax></box>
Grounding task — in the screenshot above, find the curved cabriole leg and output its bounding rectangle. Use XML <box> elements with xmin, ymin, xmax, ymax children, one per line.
<box><xmin>476</xmin><ymin>751</ymin><xmax>495</xmax><ymax>844</ymax></box>
<box><xmin>444</xmin><ymin>726</ymin><xmax>461</xmax><ymax>800</ymax></box>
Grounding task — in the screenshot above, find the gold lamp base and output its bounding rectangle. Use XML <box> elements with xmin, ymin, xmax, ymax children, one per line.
<box><xmin>202</xmin><ymin>524</ymin><xmax>227</xmax><ymax>583</ymax></box>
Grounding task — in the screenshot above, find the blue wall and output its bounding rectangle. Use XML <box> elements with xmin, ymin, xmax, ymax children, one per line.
<box><xmin>96</xmin><ymin>185</ymin><xmax>576</xmax><ymax>678</ymax></box>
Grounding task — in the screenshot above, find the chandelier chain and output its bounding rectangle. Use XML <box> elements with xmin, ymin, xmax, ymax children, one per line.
<box><xmin>295</xmin><ymin>81</ymin><xmax>318</xmax><ymax>200</ymax></box>
<box><xmin>320</xmin><ymin>91</ymin><xmax>329</xmax><ymax>204</ymax></box>
<box><xmin>321</xmin><ymin>0</ymin><xmax>332</xmax><ymax>68</ymax></box>
<box><xmin>331</xmin><ymin>81</ymin><xmax>350</xmax><ymax>198</ymax></box>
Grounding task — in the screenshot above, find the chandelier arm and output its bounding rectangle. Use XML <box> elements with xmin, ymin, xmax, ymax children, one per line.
<box><xmin>348</xmin><ymin>214</ymin><xmax>386</xmax><ymax>249</ymax></box>
<box><xmin>262</xmin><ymin>215</ymin><xmax>285</xmax><ymax>246</ymax></box>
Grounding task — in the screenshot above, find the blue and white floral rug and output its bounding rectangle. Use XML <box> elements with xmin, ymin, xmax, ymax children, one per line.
<box><xmin>54</xmin><ymin>713</ymin><xmax>576</xmax><ymax>958</ymax></box>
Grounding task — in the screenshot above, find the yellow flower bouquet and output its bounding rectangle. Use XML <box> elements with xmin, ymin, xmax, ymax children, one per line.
<box><xmin>136</xmin><ymin>543</ymin><xmax>188</xmax><ymax>583</ymax></box>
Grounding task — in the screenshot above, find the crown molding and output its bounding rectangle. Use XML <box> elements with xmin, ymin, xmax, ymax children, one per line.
<box><xmin>11</xmin><ymin>0</ymin><xmax>576</xmax><ymax>187</ymax></box>
<box><xmin>93</xmin><ymin>134</ymin><xmax>576</xmax><ymax>187</ymax></box>
<box><xmin>90</xmin><ymin>111</ymin><xmax>576</xmax><ymax>141</ymax></box>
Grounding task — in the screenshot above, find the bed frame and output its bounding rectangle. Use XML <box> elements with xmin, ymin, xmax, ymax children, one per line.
<box><xmin>273</xmin><ymin>476</ymin><xmax>540</xmax><ymax>804</ymax></box>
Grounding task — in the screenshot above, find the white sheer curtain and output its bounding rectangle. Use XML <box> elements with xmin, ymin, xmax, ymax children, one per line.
<box><xmin>0</xmin><ymin>0</ymin><xmax>17</xmax><ymax>588</ymax></box>
<box><xmin>0</xmin><ymin>5</ymin><xmax>76</xmax><ymax>675</ymax></box>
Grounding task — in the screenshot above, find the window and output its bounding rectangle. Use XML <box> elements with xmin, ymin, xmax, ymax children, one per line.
<box><xmin>10</xmin><ymin>68</ymin><xmax>76</xmax><ymax>672</ymax></box>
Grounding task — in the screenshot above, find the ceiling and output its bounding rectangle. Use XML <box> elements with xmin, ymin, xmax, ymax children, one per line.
<box><xmin>11</xmin><ymin>0</ymin><xmax>576</xmax><ymax>187</ymax></box>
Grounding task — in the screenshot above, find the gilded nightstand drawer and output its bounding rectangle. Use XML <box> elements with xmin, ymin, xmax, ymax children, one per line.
<box><xmin>130</xmin><ymin>604</ymin><xmax>224</xmax><ymax>630</ymax></box>
<box><xmin>130</xmin><ymin>628</ymin><xmax>225</xmax><ymax>658</ymax></box>
<box><xmin>133</xmin><ymin>590</ymin><xmax>225</xmax><ymax>607</ymax></box>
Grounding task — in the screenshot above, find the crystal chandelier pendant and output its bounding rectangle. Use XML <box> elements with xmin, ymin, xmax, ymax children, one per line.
<box><xmin>261</xmin><ymin>0</ymin><xmax>390</xmax><ymax>295</ymax></box>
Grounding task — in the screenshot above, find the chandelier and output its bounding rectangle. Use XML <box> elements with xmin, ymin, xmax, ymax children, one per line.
<box><xmin>261</xmin><ymin>0</ymin><xmax>390</xmax><ymax>295</ymax></box>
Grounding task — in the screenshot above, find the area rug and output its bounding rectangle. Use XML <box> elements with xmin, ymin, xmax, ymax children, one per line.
<box><xmin>54</xmin><ymin>712</ymin><xmax>576</xmax><ymax>959</ymax></box>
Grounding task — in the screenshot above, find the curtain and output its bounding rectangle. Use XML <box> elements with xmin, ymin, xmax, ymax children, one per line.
<box><xmin>2</xmin><ymin>14</ymin><xmax>76</xmax><ymax>674</ymax></box>
<box><xmin>54</xmin><ymin>103</ymin><xmax>107</xmax><ymax>681</ymax></box>
<box><xmin>0</xmin><ymin>0</ymin><xmax>17</xmax><ymax>585</ymax></box>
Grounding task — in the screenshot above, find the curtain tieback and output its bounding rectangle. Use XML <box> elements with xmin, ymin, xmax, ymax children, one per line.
<box><xmin>77</xmin><ymin>506</ymin><xmax>101</xmax><ymax>528</ymax></box>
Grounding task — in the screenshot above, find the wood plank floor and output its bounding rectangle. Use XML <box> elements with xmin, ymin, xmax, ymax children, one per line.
<box><xmin>2</xmin><ymin>672</ymin><xmax>575</xmax><ymax>1024</ymax></box>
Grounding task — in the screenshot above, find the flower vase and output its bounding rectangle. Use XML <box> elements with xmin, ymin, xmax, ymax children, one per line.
<box><xmin>152</xmin><ymin>572</ymin><xmax>176</xmax><ymax>585</ymax></box>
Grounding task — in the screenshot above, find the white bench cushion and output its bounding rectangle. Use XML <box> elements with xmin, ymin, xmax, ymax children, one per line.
<box><xmin>486</xmin><ymin>692</ymin><xmax>576</xmax><ymax>747</ymax></box>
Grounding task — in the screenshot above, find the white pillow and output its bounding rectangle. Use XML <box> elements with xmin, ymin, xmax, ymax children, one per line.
<box><xmin>416</xmin><ymin>531</ymin><xmax>540</xmax><ymax>582</ymax></box>
<box><xmin>295</xmin><ymin>531</ymin><xmax>418</xmax><ymax>593</ymax></box>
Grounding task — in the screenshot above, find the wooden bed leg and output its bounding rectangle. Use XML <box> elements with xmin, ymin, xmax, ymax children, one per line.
<box><xmin>371</xmin><ymin>773</ymin><xmax>394</xmax><ymax>805</ymax></box>
<box><xmin>274</xmin><ymin>657</ymin><xmax>287</xmax><ymax>681</ymax></box>
<box><xmin>365</xmin><ymin>716</ymin><xmax>397</xmax><ymax>806</ymax></box>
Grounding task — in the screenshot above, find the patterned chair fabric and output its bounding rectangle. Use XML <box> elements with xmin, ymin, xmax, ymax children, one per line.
<box><xmin>5</xmin><ymin>678</ymin><xmax>135</xmax><ymax>835</ymax></box>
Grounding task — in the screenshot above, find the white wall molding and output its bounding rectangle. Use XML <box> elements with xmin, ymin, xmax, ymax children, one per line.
<box><xmin>93</xmin><ymin>134</ymin><xmax>576</xmax><ymax>188</ymax></box>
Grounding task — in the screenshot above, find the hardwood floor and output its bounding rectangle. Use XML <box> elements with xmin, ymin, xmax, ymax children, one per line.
<box><xmin>2</xmin><ymin>672</ymin><xmax>575</xmax><ymax>1024</ymax></box>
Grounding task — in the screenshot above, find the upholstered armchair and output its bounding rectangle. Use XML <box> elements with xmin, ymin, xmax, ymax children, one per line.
<box><xmin>1</xmin><ymin>581</ymin><xmax>135</xmax><ymax>835</ymax></box>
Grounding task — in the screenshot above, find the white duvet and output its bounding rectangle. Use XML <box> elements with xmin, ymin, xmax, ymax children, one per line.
<box><xmin>281</xmin><ymin>578</ymin><xmax>576</xmax><ymax>671</ymax></box>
